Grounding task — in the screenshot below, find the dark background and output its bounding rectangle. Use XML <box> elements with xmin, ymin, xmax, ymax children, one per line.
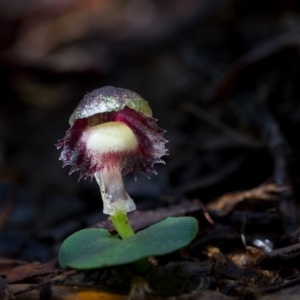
<box><xmin>1</xmin><ymin>0</ymin><xmax>300</xmax><ymax>263</ymax></box>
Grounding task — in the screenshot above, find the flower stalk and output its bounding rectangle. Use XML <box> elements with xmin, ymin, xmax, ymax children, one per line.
<box><xmin>110</xmin><ymin>210</ymin><xmax>134</xmax><ymax>239</ymax></box>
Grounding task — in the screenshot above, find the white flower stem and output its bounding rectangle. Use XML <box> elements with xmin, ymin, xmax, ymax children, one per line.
<box><xmin>95</xmin><ymin>168</ymin><xmax>136</xmax><ymax>216</ymax></box>
<box><xmin>95</xmin><ymin>168</ymin><xmax>136</xmax><ymax>239</ymax></box>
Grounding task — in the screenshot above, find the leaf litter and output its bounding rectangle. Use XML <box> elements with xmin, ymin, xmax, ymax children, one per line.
<box><xmin>1</xmin><ymin>0</ymin><xmax>300</xmax><ymax>299</ymax></box>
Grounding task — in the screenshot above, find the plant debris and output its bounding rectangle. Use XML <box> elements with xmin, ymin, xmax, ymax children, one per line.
<box><xmin>1</xmin><ymin>0</ymin><xmax>300</xmax><ymax>299</ymax></box>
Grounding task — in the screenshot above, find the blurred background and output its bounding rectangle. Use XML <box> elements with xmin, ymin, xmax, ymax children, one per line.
<box><xmin>1</xmin><ymin>0</ymin><xmax>300</xmax><ymax>262</ymax></box>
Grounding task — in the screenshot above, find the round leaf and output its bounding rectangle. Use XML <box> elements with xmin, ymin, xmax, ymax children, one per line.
<box><xmin>58</xmin><ymin>216</ymin><xmax>198</xmax><ymax>270</ymax></box>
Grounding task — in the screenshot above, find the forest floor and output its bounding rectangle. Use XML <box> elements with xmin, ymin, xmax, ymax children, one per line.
<box><xmin>1</xmin><ymin>0</ymin><xmax>300</xmax><ymax>299</ymax></box>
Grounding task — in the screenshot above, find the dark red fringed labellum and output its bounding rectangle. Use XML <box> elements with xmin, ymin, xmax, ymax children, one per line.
<box><xmin>57</xmin><ymin>87</ymin><xmax>168</xmax><ymax>180</ymax></box>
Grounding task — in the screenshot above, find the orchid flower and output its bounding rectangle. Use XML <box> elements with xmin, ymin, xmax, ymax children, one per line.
<box><xmin>57</xmin><ymin>86</ymin><xmax>168</xmax><ymax>217</ymax></box>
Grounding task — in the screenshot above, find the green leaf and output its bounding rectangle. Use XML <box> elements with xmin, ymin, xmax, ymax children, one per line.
<box><xmin>58</xmin><ymin>217</ymin><xmax>198</xmax><ymax>270</ymax></box>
